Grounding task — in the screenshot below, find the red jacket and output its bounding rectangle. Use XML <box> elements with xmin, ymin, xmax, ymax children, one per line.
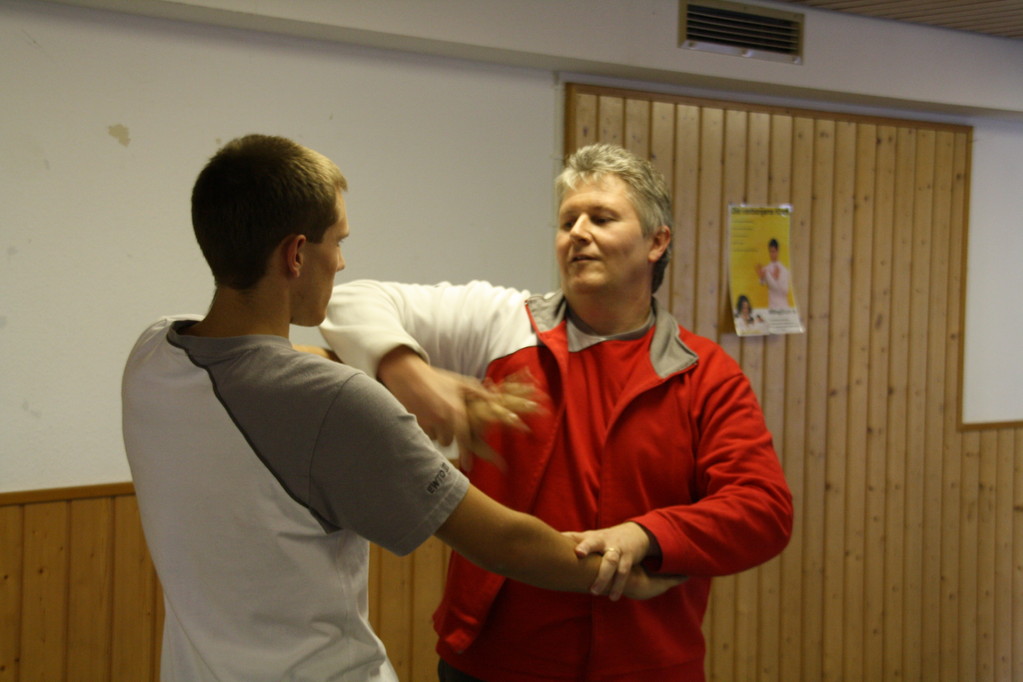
<box><xmin>321</xmin><ymin>281</ymin><xmax>793</xmax><ymax>680</ymax></box>
<box><xmin>433</xmin><ymin>290</ymin><xmax>793</xmax><ymax>680</ymax></box>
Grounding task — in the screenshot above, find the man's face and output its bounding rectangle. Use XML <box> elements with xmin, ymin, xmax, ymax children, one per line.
<box><xmin>769</xmin><ymin>244</ymin><xmax>779</xmax><ymax>262</ymax></box>
<box><xmin>294</xmin><ymin>191</ymin><xmax>349</xmax><ymax>326</ymax></box>
<box><xmin>556</xmin><ymin>175</ymin><xmax>668</xmax><ymax>303</ymax></box>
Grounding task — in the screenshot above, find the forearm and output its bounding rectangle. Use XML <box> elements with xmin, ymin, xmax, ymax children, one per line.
<box><xmin>435</xmin><ymin>487</ymin><xmax>599</xmax><ymax>592</ymax></box>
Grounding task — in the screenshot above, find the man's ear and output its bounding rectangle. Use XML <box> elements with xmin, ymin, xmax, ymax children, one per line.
<box><xmin>279</xmin><ymin>233</ymin><xmax>307</xmax><ymax>279</ymax></box>
<box><xmin>648</xmin><ymin>225</ymin><xmax>671</xmax><ymax>262</ymax></box>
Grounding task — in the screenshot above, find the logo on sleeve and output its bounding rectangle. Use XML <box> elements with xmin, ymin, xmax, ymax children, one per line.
<box><xmin>426</xmin><ymin>462</ymin><xmax>451</xmax><ymax>494</ymax></box>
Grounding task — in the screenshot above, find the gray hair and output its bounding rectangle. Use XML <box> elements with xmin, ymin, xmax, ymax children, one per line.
<box><xmin>555</xmin><ymin>143</ymin><xmax>673</xmax><ymax>293</ymax></box>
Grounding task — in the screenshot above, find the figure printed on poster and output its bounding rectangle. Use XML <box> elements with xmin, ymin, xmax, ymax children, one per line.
<box><xmin>728</xmin><ymin>205</ymin><xmax>804</xmax><ymax>336</ymax></box>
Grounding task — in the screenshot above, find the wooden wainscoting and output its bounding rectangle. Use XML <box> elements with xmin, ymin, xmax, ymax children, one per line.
<box><xmin>0</xmin><ymin>484</ymin><xmax>449</xmax><ymax>681</ymax></box>
<box><xmin>565</xmin><ymin>82</ymin><xmax>1023</xmax><ymax>682</ymax></box>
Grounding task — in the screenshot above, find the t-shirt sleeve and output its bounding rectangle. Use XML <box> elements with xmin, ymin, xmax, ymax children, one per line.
<box><xmin>307</xmin><ymin>371</ymin><xmax>469</xmax><ymax>556</ymax></box>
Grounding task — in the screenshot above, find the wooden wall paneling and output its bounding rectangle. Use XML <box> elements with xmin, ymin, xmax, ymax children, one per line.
<box><xmin>995</xmin><ymin>427</ymin><xmax>1015</xmax><ymax>682</ymax></box>
<box><xmin>959</xmin><ymin>428</ymin><xmax>981</xmax><ymax>681</ymax></box>
<box><xmin>865</xmin><ymin>123</ymin><xmax>896</xmax><ymax>682</ymax></box>
<box><xmin>842</xmin><ymin>121</ymin><xmax>877</xmax><ymax>682</ymax></box>
<box><xmin>702</xmin><ymin>105</ymin><xmax>733</xmax><ymax>682</ymax></box>
<box><xmin>670</xmin><ymin>104</ymin><xmax>701</xmax><ymax>332</ymax></box>
<box><xmin>759</xmin><ymin>112</ymin><xmax>793</xmax><ymax>682</ymax></box>
<box><xmin>650</xmin><ymin>100</ymin><xmax>675</xmax><ymax>313</ymax></box>
<box><xmin>0</xmin><ymin>505</ymin><xmax>23</xmax><ymax>682</ymax></box>
<box><xmin>902</xmin><ymin>128</ymin><xmax>936</xmax><ymax>682</ymax></box>
<box><xmin>743</xmin><ymin>110</ymin><xmax>779</xmax><ymax>681</ymax></box>
<box><xmin>740</xmin><ymin>111</ymin><xmax>769</xmax><ymax>398</ymax></box>
<box><xmin>718</xmin><ymin>107</ymin><xmax>749</xmax><ymax>682</ymax></box>
<box><xmin>598</xmin><ymin>96</ymin><xmax>623</xmax><ymax>146</ymax></box>
<box><xmin>623</xmin><ymin>97</ymin><xmax>650</xmax><ymax>158</ymax></box>
<box><xmin>763</xmin><ymin>114</ymin><xmax>794</xmax><ymax>452</ymax></box>
<box><xmin>803</xmin><ymin>118</ymin><xmax>836</xmax><ymax>681</ymax></box>
<box><xmin>778</xmin><ymin>114</ymin><xmax>814</xmax><ymax>682</ymax></box>
<box><xmin>938</xmin><ymin>131</ymin><xmax>967</xmax><ymax>682</ymax></box>
<box><xmin>20</xmin><ymin>501</ymin><xmax>69</xmax><ymax>681</ymax></box>
<box><xmin>824</xmin><ymin>119</ymin><xmax>856</xmax><ymax>680</ymax></box>
<box><xmin>977</xmin><ymin>428</ymin><xmax>998</xmax><ymax>680</ymax></box>
<box><xmin>367</xmin><ymin>542</ymin><xmax>382</xmax><ymax>633</ymax></box>
<box><xmin>694</xmin><ymin>108</ymin><xmax>724</xmax><ymax>342</ymax></box>
<box><xmin>741</xmin><ymin>109</ymin><xmax>773</xmax><ymax>681</ymax></box>
<box><xmin>567</xmin><ymin>91</ymin><xmax>597</xmax><ymax>150</ymax></box>
<box><xmin>377</xmin><ymin>550</ymin><xmax>414</xmax><ymax>680</ymax></box>
<box><xmin>883</xmin><ymin>126</ymin><xmax>916</xmax><ymax>682</ymax></box>
<box><xmin>111</xmin><ymin>494</ymin><xmax>159</xmax><ymax>680</ymax></box>
<box><xmin>921</xmin><ymin>130</ymin><xmax>954</xmax><ymax>682</ymax></box>
<box><xmin>410</xmin><ymin>537</ymin><xmax>448</xmax><ymax>681</ymax></box>
<box><xmin>66</xmin><ymin>497</ymin><xmax>114</xmax><ymax>680</ymax></box>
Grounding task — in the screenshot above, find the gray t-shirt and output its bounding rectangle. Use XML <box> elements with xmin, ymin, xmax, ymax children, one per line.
<box><xmin>122</xmin><ymin>316</ymin><xmax>469</xmax><ymax>681</ymax></box>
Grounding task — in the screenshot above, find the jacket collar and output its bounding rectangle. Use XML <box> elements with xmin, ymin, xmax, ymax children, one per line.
<box><xmin>526</xmin><ymin>290</ymin><xmax>699</xmax><ymax>379</ymax></box>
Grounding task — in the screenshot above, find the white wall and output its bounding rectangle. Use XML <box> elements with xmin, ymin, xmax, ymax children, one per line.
<box><xmin>0</xmin><ymin>1</ymin><xmax>559</xmax><ymax>492</ymax></box>
<box><xmin>2</xmin><ymin>0</ymin><xmax>1021</xmax><ymax>493</ymax></box>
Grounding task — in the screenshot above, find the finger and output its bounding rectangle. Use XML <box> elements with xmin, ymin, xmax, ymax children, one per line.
<box><xmin>458</xmin><ymin>445</ymin><xmax>474</xmax><ymax>473</ymax></box>
<box><xmin>589</xmin><ymin>547</ymin><xmax>622</xmax><ymax>596</ymax></box>
<box><xmin>571</xmin><ymin>535</ymin><xmax>604</xmax><ymax>557</ymax></box>
<box><xmin>609</xmin><ymin>555</ymin><xmax>634</xmax><ymax>601</ymax></box>
<box><xmin>468</xmin><ymin>439</ymin><xmax>507</xmax><ymax>473</ymax></box>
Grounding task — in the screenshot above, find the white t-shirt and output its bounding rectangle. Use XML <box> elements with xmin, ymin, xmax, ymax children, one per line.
<box><xmin>122</xmin><ymin>316</ymin><xmax>468</xmax><ymax>681</ymax></box>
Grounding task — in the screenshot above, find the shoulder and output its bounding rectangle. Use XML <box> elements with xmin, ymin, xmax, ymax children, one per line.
<box><xmin>676</xmin><ymin>326</ymin><xmax>743</xmax><ymax>380</ymax></box>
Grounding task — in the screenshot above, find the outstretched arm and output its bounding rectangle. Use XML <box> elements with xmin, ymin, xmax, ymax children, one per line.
<box><xmin>436</xmin><ymin>487</ymin><xmax>680</xmax><ymax>600</ymax></box>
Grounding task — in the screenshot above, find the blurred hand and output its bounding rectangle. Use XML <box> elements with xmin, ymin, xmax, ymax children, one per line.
<box><xmin>378</xmin><ymin>348</ymin><xmax>543</xmax><ymax>470</ymax></box>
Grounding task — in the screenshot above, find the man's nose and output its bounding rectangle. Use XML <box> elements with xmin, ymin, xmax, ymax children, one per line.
<box><xmin>568</xmin><ymin>216</ymin><xmax>591</xmax><ymax>241</ymax></box>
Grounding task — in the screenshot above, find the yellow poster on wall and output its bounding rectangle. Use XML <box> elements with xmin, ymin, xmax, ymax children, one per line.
<box><xmin>728</xmin><ymin>205</ymin><xmax>804</xmax><ymax>336</ymax></box>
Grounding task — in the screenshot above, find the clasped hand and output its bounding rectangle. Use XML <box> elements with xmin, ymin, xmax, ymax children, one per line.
<box><xmin>564</xmin><ymin>521</ymin><xmax>686</xmax><ymax>601</ymax></box>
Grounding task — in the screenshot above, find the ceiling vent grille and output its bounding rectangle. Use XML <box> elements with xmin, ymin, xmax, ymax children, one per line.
<box><xmin>680</xmin><ymin>0</ymin><xmax>804</xmax><ymax>64</ymax></box>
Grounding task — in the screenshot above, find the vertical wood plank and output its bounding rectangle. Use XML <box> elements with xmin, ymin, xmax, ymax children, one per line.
<box><xmin>66</xmin><ymin>497</ymin><xmax>115</xmax><ymax>681</ymax></box>
<box><xmin>0</xmin><ymin>506</ymin><xmax>23</xmax><ymax>682</ymax></box>
<box><xmin>377</xmin><ymin>550</ymin><xmax>414</xmax><ymax>680</ymax></box>
<box><xmin>802</xmin><ymin>118</ymin><xmax>836</xmax><ymax>681</ymax></box>
<box><xmin>864</xmin><ymin>123</ymin><xmax>896</xmax><ymax>682</ymax></box>
<box><xmin>694</xmin><ymin>108</ymin><xmax>724</xmax><ymax>341</ymax></box>
<box><xmin>410</xmin><ymin>537</ymin><xmax>447</xmax><ymax>682</ymax></box>
<box><xmin>368</xmin><ymin>542</ymin><xmax>382</xmax><ymax>633</ymax></box>
<box><xmin>883</xmin><ymin>126</ymin><xmax>916</xmax><ymax>682</ymax></box>
<box><xmin>623</xmin><ymin>98</ymin><xmax>650</xmax><ymax>157</ymax></box>
<box><xmin>650</xmin><ymin>100</ymin><xmax>675</xmax><ymax>312</ymax></box>
<box><xmin>920</xmin><ymin>129</ymin><xmax>953</xmax><ymax>682</ymax></box>
<box><xmin>724</xmin><ymin>108</ymin><xmax>754</xmax><ymax>682</ymax></box>
<box><xmin>758</xmin><ymin>111</ymin><xmax>793</xmax><ymax>682</ymax></box>
<box><xmin>995</xmin><ymin>428</ymin><xmax>1015</xmax><ymax>681</ymax></box>
<box><xmin>959</xmin><ymin>430</ymin><xmax>981</xmax><ymax>681</ymax></box>
<box><xmin>567</xmin><ymin>88</ymin><xmax>597</xmax><ymax>150</ymax></box>
<box><xmin>20</xmin><ymin>501</ymin><xmax>69</xmax><ymax>681</ymax></box>
<box><xmin>597</xmin><ymin>95</ymin><xmax>623</xmax><ymax>145</ymax></box>
<box><xmin>902</xmin><ymin>128</ymin><xmax>935</xmax><ymax>682</ymax></box>
<box><xmin>823</xmin><ymin>119</ymin><xmax>855</xmax><ymax>681</ymax></box>
<box><xmin>111</xmin><ymin>495</ymin><xmax>158</xmax><ymax>680</ymax></box>
<box><xmin>778</xmin><ymin>115</ymin><xmax>814</xmax><ymax>682</ymax></box>
<box><xmin>841</xmin><ymin>121</ymin><xmax>876</xmax><ymax>682</ymax></box>
<box><xmin>976</xmin><ymin>429</ymin><xmax>998</xmax><ymax>680</ymax></box>
<box><xmin>670</xmin><ymin>104</ymin><xmax>701</xmax><ymax>332</ymax></box>
<box><xmin>939</xmin><ymin>131</ymin><xmax>969</xmax><ymax>682</ymax></box>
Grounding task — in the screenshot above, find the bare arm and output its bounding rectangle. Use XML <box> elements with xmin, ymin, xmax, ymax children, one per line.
<box><xmin>435</xmin><ymin>486</ymin><xmax>680</xmax><ymax>599</ymax></box>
